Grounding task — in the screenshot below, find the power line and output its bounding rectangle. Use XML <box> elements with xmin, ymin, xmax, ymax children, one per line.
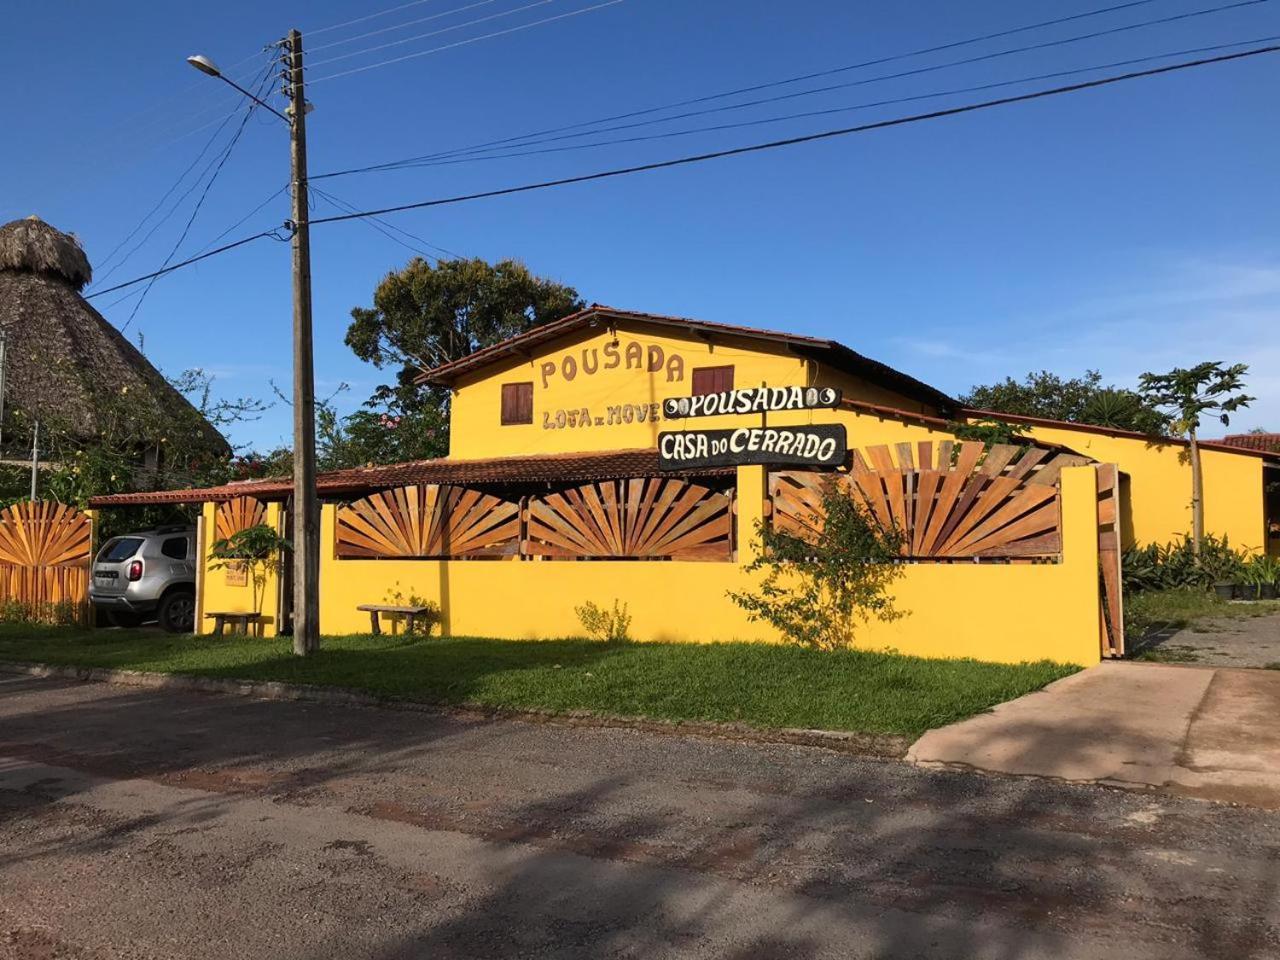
<box><xmin>119</xmin><ymin>64</ymin><xmax>276</xmax><ymax>332</ymax></box>
<box><xmin>309</xmin><ymin>0</ymin><xmax>504</xmax><ymax>53</ymax></box>
<box><xmin>380</xmin><ymin>35</ymin><xmax>1280</xmax><ymax>170</ymax></box>
<box><xmin>305</xmin><ymin>46</ymin><xmax>1280</xmax><ymax>225</ymax></box>
<box><xmin>442</xmin><ymin>0</ymin><xmax>1275</xmax><ymax>163</ymax></box>
<box><xmin>311</xmin><ymin>185</ymin><xmax>465</xmax><ymax>259</ymax></box>
<box><xmin>306</xmin><ymin>0</ymin><xmax>448</xmax><ymax>38</ymax></box>
<box><xmin>311</xmin><ymin>186</ymin><xmax>440</xmax><ymax>260</ymax></box>
<box><xmin>310</xmin><ymin>0</ymin><xmax>1178</xmax><ymax>179</ymax></box>
<box><xmin>89</xmin><ymin>104</ymin><xmax>250</xmax><ymax>290</ymax></box>
<box><xmin>308</xmin><ymin>0</ymin><xmax>553</xmax><ymax>68</ymax></box>
<box><xmin>85</xmin><ymin>230</ymin><xmax>287</xmax><ymax>300</ymax></box>
<box><xmin>192</xmin><ymin>185</ymin><xmax>290</xmax><ymax>257</ymax></box>
<box><xmin>307</xmin><ymin>0</ymin><xmax>625</xmax><ymax>83</ymax></box>
<box><xmin>313</xmin><ymin>0</ymin><xmax>1270</xmax><ymax>178</ymax></box>
<box><xmin>87</xmin><ymin>45</ymin><xmax>1280</xmax><ymax>301</ymax></box>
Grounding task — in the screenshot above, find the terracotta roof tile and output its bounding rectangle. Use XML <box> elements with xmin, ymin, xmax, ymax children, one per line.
<box><xmin>1217</xmin><ymin>433</ymin><xmax>1280</xmax><ymax>453</ymax></box>
<box><xmin>88</xmin><ymin>449</ymin><xmax>733</xmax><ymax>507</ymax></box>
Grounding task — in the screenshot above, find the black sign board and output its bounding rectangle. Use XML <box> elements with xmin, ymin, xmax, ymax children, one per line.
<box><xmin>658</xmin><ymin>424</ymin><xmax>847</xmax><ymax>470</ymax></box>
<box><xmin>662</xmin><ymin>385</ymin><xmax>841</xmax><ymax>420</ymax></box>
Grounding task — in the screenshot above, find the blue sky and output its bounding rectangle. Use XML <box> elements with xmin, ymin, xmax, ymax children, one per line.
<box><xmin>4</xmin><ymin>0</ymin><xmax>1278</xmax><ymax>449</ymax></box>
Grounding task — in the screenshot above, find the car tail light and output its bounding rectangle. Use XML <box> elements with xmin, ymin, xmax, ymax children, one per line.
<box><xmin>127</xmin><ymin>560</ymin><xmax>143</xmax><ymax>582</ymax></box>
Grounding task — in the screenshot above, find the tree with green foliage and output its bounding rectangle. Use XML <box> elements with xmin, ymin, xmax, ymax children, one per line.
<box><xmin>1138</xmin><ymin>362</ymin><xmax>1253</xmax><ymax>554</ymax></box>
<box><xmin>345</xmin><ymin>257</ymin><xmax>583</xmax><ymax>461</ymax></box>
<box><xmin>960</xmin><ymin>370</ymin><xmax>1169</xmax><ymax>435</ymax></box>
<box><xmin>730</xmin><ymin>482</ymin><xmax>905</xmax><ymax>650</ymax></box>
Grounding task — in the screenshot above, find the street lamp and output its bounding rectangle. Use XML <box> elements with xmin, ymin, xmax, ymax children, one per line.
<box><xmin>187</xmin><ymin>33</ymin><xmax>320</xmax><ymax>656</ymax></box>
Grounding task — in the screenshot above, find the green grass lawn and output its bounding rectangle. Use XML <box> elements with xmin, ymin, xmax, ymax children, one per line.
<box><xmin>0</xmin><ymin>625</ymin><xmax>1077</xmax><ymax>737</ymax></box>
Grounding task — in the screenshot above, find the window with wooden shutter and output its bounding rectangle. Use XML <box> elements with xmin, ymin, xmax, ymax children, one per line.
<box><xmin>691</xmin><ymin>365</ymin><xmax>734</xmax><ymax>396</ymax></box>
<box><xmin>500</xmin><ymin>382</ymin><xmax>533</xmax><ymax>425</ymax></box>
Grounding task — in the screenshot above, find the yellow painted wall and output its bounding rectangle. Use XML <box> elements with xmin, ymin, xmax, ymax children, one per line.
<box><xmin>447</xmin><ymin>320</ymin><xmax>938</xmax><ymax>459</ymax></box>
<box><xmin>311</xmin><ymin>466</ymin><xmax>1102</xmax><ymax>666</ymax></box>
<box><xmin>195</xmin><ymin>501</ymin><xmax>284</xmax><ymax>637</ymax></box>
<box><xmin>999</xmin><ymin>423</ymin><xmax>1267</xmax><ymax>552</ymax></box>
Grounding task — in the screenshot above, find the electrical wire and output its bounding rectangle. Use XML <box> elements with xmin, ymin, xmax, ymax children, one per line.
<box><xmin>119</xmin><ymin>64</ymin><xmax>276</xmax><ymax>333</ymax></box>
<box><xmin>89</xmin><ymin>107</ymin><xmax>250</xmax><ymax>290</ymax></box>
<box><xmin>305</xmin><ymin>46</ymin><xmax>1280</xmax><ymax>225</ymax></box>
<box><xmin>87</xmin><ymin>45</ymin><xmax>1279</xmax><ymax>303</ymax></box>
<box><xmin>375</xmin><ymin>34</ymin><xmax>1280</xmax><ymax>170</ymax></box>
<box><xmin>311</xmin><ymin>186</ymin><xmax>440</xmax><ymax>260</ymax></box>
<box><xmin>85</xmin><ymin>230</ymin><xmax>288</xmax><ymax>301</ymax></box>
<box><xmin>311</xmin><ymin>184</ymin><xmax>464</xmax><ymax>259</ymax></box>
<box><xmin>313</xmin><ymin>0</ymin><xmax>1271</xmax><ymax>177</ymax></box>
<box><xmin>306</xmin><ymin>0</ymin><xmax>625</xmax><ymax>84</ymax></box>
<box><xmin>192</xmin><ymin>185</ymin><xmax>291</xmax><ymax>257</ymax></box>
<box><xmin>305</xmin><ymin>0</ymin><xmax>447</xmax><ymax>37</ymax></box>
<box><xmin>307</xmin><ymin>0</ymin><xmax>554</xmax><ymax>68</ymax></box>
<box><xmin>309</xmin><ymin>0</ymin><xmax>500</xmax><ymax>52</ymax></box>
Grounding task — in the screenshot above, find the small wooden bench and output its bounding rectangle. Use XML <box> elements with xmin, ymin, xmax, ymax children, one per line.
<box><xmin>205</xmin><ymin>611</ymin><xmax>262</xmax><ymax>637</ymax></box>
<box><xmin>357</xmin><ymin>604</ymin><xmax>433</xmax><ymax>636</ymax></box>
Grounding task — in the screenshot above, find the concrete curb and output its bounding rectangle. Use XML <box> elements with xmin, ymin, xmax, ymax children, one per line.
<box><xmin>0</xmin><ymin>660</ymin><xmax>911</xmax><ymax>759</ymax></box>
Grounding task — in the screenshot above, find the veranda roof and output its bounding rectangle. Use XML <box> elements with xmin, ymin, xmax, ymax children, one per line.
<box><xmin>88</xmin><ymin>448</ymin><xmax>735</xmax><ymax>507</ymax></box>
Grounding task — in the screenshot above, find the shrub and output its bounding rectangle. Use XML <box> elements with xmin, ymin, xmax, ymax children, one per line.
<box><xmin>1121</xmin><ymin>534</ymin><xmax>1248</xmax><ymax>594</ymax></box>
<box><xmin>730</xmin><ymin>480</ymin><xmax>905</xmax><ymax>651</ymax></box>
<box><xmin>383</xmin><ymin>585</ymin><xmax>442</xmax><ymax>636</ymax></box>
<box><xmin>575</xmin><ymin>600</ymin><xmax>632</xmax><ymax>643</ymax></box>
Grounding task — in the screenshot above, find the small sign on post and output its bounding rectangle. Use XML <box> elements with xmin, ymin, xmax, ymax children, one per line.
<box><xmin>658</xmin><ymin>424</ymin><xmax>847</xmax><ymax>470</ymax></box>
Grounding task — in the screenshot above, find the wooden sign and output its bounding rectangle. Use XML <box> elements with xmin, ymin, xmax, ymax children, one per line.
<box><xmin>224</xmin><ymin>561</ymin><xmax>248</xmax><ymax>587</ymax></box>
<box><xmin>659</xmin><ymin>424</ymin><xmax>847</xmax><ymax>470</ymax></box>
<box><xmin>663</xmin><ymin>385</ymin><xmax>841</xmax><ymax>420</ymax></box>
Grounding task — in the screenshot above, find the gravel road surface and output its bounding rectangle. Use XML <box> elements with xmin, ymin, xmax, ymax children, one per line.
<box><xmin>1</xmin><ymin>674</ymin><xmax>1278</xmax><ymax>959</ymax></box>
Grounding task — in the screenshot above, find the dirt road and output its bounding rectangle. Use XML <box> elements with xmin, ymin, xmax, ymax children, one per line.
<box><xmin>1</xmin><ymin>674</ymin><xmax>1278</xmax><ymax>959</ymax></box>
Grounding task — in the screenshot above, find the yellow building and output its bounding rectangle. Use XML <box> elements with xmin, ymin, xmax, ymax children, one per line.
<box><xmin>92</xmin><ymin>305</ymin><xmax>1280</xmax><ymax>665</ymax></box>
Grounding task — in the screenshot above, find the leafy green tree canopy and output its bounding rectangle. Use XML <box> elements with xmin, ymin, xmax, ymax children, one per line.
<box><xmin>960</xmin><ymin>370</ymin><xmax>1170</xmax><ymax>435</ymax></box>
<box><xmin>346</xmin><ymin>257</ymin><xmax>583</xmax><ymax>405</ymax></box>
<box><xmin>341</xmin><ymin>257</ymin><xmax>583</xmax><ymax>464</ymax></box>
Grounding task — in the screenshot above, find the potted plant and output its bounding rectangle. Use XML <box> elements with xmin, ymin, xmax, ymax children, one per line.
<box><xmin>1246</xmin><ymin>555</ymin><xmax>1280</xmax><ymax>601</ymax></box>
<box><xmin>1237</xmin><ymin>562</ymin><xmax>1261</xmax><ymax>602</ymax></box>
<box><xmin>1199</xmin><ymin>542</ymin><xmax>1245</xmax><ymax>600</ymax></box>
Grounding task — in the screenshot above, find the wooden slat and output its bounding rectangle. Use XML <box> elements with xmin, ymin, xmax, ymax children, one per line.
<box><xmin>336</xmin><ymin>485</ymin><xmax>521</xmax><ymax>559</ymax></box>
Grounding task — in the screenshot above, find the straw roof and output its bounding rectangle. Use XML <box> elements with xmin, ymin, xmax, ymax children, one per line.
<box><xmin>0</xmin><ymin>216</ymin><xmax>229</xmax><ymax>453</ymax></box>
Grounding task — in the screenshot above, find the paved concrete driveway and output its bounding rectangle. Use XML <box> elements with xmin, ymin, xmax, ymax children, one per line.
<box><xmin>2</xmin><ymin>673</ymin><xmax>1279</xmax><ymax>959</ymax></box>
<box><xmin>909</xmin><ymin>662</ymin><xmax>1280</xmax><ymax>808</ymax></box>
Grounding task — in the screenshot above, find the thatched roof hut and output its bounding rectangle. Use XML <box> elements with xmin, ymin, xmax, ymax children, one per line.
<box><xmin>0</xmin><ymin>216</ymin><xmax>229</xmax><ymax>457</ymax></box>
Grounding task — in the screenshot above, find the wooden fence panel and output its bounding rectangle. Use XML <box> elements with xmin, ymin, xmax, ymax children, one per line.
<box><xmin>336</xmin><ymin>485</ymin><xmax>520</xmax><ymax>559</ymax></box>
<box><xmin>526</xmin><ymin>478</ymin><xmax>733</xmax><ymax>561</ymax></box>
<box><xmin>0</xmin><ymin>501</ymin><xmax>92</xmax><ymax>624</ymax></box>
<box><xmin>770</xmin><ymin>442</ymin><xmax>1087</xmax><ymax>560</ymax></box>
<box><xmin>214</xmin><ymin>496</ymin><xmax>267</xmax><ymax>542</ymax></box>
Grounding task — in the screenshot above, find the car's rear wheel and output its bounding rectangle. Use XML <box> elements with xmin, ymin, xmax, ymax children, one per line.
<box><xmin>159</xmin><ymin>590</ymin><xmax>196</xmax><ymax>634</ymax></box>
<box><xmin>106</xmin><ymin>610</ymin><xmax>143</xmax><ymax>628</ymax></box>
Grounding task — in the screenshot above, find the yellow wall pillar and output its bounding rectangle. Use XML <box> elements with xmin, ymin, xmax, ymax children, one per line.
<box><xmin>735</xmin><ymin>465</ymin><xmax>766</xmax><ymax>564</ymax></box>
<box><xmin>195</xmin><ymin>501</ymin><xmax>284</xmax><ymax>637</ymax></box>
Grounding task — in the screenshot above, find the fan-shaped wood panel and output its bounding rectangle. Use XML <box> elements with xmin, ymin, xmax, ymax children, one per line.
<box><xmin>336</xmin><ymin>485</ymin><xmax>520</xmax><ymax>558</ymax></box>
<box><xmin>771</xmin><ymin>441</ymin><xmax>1087</xmax><ymax>560</ymax></box>
<box><xmin>0</xmin><ymin>501</ymin><xmax>92</xmax><ymax>623</ymax></box>
<box><xmin>215</xmin><ymin>496</ymin><xmax>267</xmax><ymax>541</ymax></box>
<box><xmin>526</xmin><ymin>478</ymin><xmax>733</xmax><ymax>561</ymax></box>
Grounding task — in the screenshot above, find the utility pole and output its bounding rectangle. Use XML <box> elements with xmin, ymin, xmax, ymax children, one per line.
<box><xmin>284</xmin><ymin>29</ymin><xmax>320</xmax><ymax>655</ymax></box>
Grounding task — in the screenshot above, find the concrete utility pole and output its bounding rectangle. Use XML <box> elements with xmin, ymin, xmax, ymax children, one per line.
<box><xmin>285</xmin><ymin>29</ymin><xmax>320</xmax><ymax>656</ymax></box>
<box><xmin>186</xmin><ymin>39</ymin><xmax>319</xmax><ymax>654</ymax></box>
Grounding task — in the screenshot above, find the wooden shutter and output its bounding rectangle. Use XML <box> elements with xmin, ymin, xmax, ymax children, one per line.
<box><xmin>691</xmin><ymin>365</ymin><xmax>734</xmax><ymax>396</ymax></box>
<box><xmin>500</xmin><ymin>382</ymin><xmax>533</xmax><ymax>425</ymax></box>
